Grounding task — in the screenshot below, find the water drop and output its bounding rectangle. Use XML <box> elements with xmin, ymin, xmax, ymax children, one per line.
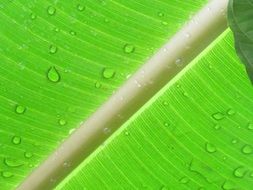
<box><xmin>24</xmin><ymin>152</ymin><xmax>33</xmax><ymax>159</ymax></box>
<box><xmin>163</xmin><ymin>101</ymin><xmax>169</xmax><ymax>106</ymax></box>
<box><xmin>247</xmin><ymin>123</ymin><xmax>253</xmax><ymax>130</ymax></box>
<box><xmin>222</xmin><ymin>180</ymin><xmax>235</xmax><ymax>190</ymax></box>
<box><xmin>49</xmin><ymin>45</ymin><xmax>57</xmax><ymax>54</ymax></box>
<box><xmin>12</xmin><ymin>136</ymin><xmax>21</xmax><ymax>145</ymax></box>
<box><xmin>162</xmin><ymin>21</ymin><xmax>168</xmax><ymax>26</ymax></box>
<box><xmin>77</xmin><ymin>4</ymin><xmax>85</xmax><ymax>11</ymax></box>
<box><xmin>214</xmin><ymin>124</ymin><xmax>221</xmax><ymax>130</ymax></box>
<box><xmin>70</xmin><ymin>30</ymin><xmax>76</xmax><ymax>36</ymax></box>
<box><xmin>30</xmin><ymin>13</ymin><xmax>36</xmax><ymax>20</ymax></box>
<box><xmin>164</xmin><ymin>122</ymin><xmax>170</xmax><ymax>127</ymax></box>
<box><xmin>58</xmin><ymin>119</ymin><xmax>67</xmax><ymax>126</ymax></box>
<box><xmin>158</xmin><ymin>12</ymin><xmax>164</xmax><ymax>17</ymax></box>
<box><xmin>68</xmin><ymin>128</ymin><xmax>76</xmax><ymax>135</ymax></box>
<box><xmin>233</xmin><ymin>166</ymin><xmax>247</xmax><ymax>178</ymax></box>
<box><xmin>123</xmin><ymin>44</ymin><xmax>135</xmax><ymax>54</ymax></box>
<box><xmin>15</xmin><ymin>105</ymin><xmax>26</xmax><ymax>114</ymax></box>
<box><xmin>4</xmin><ymin>158</ymin><xmax>23</xmax><ymax>167</ymax></box>
<box><xmin>179</xmin><ymin>176</ymin><xmax>189</xmax><ymax>184</ymax></box>
<box><xmin>103</xmin><ymin>127</ymin><xmax>111</xmax><ymax>134</ymax></box>
<box><xmin>227</xmin><ymin>109</ymin><xmax>236</xmax><ymax>116</ymax></box>
<box><xmin>231</xmin><ymin>139</ymin><xmax>238</xmax><ymax>144</ymax></box>
<box><xmin>175</xmin><ymin>58</ymin><xmax>183</xmax><ymax>67</ymax></box>
<box><xmin>212</xmin><ymin>112</ymin><xmax>225</xmax><ymax>121</ymax></box>
<box><xmin>47</xmin><ymin>66</ymin><xmax>60</xmax><ymax>83</ymax></box>
<box><xmin>47</xmin><ymin>6</ymin><xmax>56</xmax><ymax>16</ymax></box>
<box><xmin>124</xmin><ymin>131</ymin><xmax>130</xmax><ymax>136</ymax></box>
<box><xmin>241</xmin><ymin>144</ymin><xmax>253</xmax><ymax>154</ymax></box>
<box><xmin>95</xmin><ymin>81</ymin><xmax>102</xmax><ymax>88</ymax></box>
<box><xmin>102</xmin><ymin>68</ymin><xmax>115</xmax><ymax>79</ymax></box>
<box><xmin>1</xmin><ymin>171</ymin><xmax>13</xmax><ymax>178</ymax></box>
<box><xmin>205</xmin><ymin>142</ymin><xmax>216</xmax><ymax>153</ymax></box>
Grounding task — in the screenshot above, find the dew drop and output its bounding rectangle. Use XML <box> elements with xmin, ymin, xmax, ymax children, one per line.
<box><xmin>163</xmin><ymin>101</ymin><xmax>169</xmax><ymax>106</ymax></box>
<box><xmin>12</xmin><ymin>136</ymin><xmax>21</xmax><ymax>145</ymax></box>
<box><xmin>58</xmin><ymin>119</ymin><xmax>67</xmax><ymax>126</ymax></box>
<box><xmin>95</xmin><ymin>81</ymin><xmax>102</xmax><ymax>88</ymax></box>
<box><xmin>68</xmin><ymin>128</ymin><xmax>76</xmax><ymax>135</ymax></box>
<box><xmin>247</xmin><ymin>123</ymin><xmax>253</xmax><ymax>130</ymax></box>
<box><xmin>123</xmin><ymin>44</ymin><xmax>135</xmax><ymax>54</ymax></box>
<box><xmin>69</xmin><ymin>30</ymin><xmax>76</xmax><ymax>36</ymax></box>
<box><xmin>164</xmin><ymin>122</ymin><xmax>170</xmax><ymax>127</ymax></box>
<box><xmin>15</xmin><ymin>105</ymin><xmax>26</xmax><ymax>114</ymax></box>
<box><xmin>162</xmin><ymin>21</ymin><xmax>168</xmax><ymax>26</ymax></box>
<box><xmin>102</xmin><ymin>68</ymin><xmax>115</xmax><ymax>79</ymax></box>
<box><xmin>222</xmin><ymin>180</ymin><xmax>235</xmax><ymax>190</ymax></box>
<box><xmin>1</xmin><ymin>171</ymin><xmax>13</xmax><ymax>178</ymax></box>
<box><xmin>179</xmin><ymin>176</ymin><xmax>189</xmax><ymax>184</ymax></box>
<box><xmin>241</xmin><ymin>144</ymin><xmax>253</xmax><ymax>154</ymax></box>
<box><xmin>233</xmin><ymin>166</ymin><xmax>247</xmax><ymax>178</ymax></box>
<box><xmin>124</xmin><ymin>131</ymin><xmax>130</xmax><ymax>136</ymax></box>
<box><xmin>30</xmin><ymin>13</ymin><xmax>36</xmax><ymax>20</ymax></box>
<box><xmin>214</xmin><ymin>124</ymin><xmax>221</xmax><ymax>130</ymax></box>
<box><xmin>205</xmin><ymin>142</ymin><xmax>216</xmax><ymax>153</ymax></box>
<box><xmin>49</xmin><ymin>45</ymin><xmax>58</xmax><ymax>54</ymax></box>
<box><xmin>4</xmin><ymin>158</ymin><xmax>23</xmax><ymax>167</ymax></box>
<box><xmin>103</xmin><ymin>127</ymin><xmax>111</xmax><ymax>134</ymax></box>
<box><xmin>47</xmin><ymin>66</ymin><xmax>60</xmax><ymax>83</ymax></box>
<box><xmin>212</xmin><ymin>112</ymin><xmax>225</xmax><ymax>121</ymax></box>
<box><xmin>158</xmin><ymin>12</ymin><xmax>164</xmax><ymax>17</ymax></box>
<box><xmin>175</xmin><ymin>58</ymin><xmax>183</xmax><ymax>67</ymax></box>
<box><xmin>47</xmin><ymin>6</ymin><xmax>56</xmax><ymax>16</ymax></box>
<box><xmin>227</xmin><ymin>109</ymin><xmax>236</xmax><ymax>116</ymax></box>
<box><xmin>77</xmin><ymin>4</ymin><xmax>85</xmax><ymax>11</ymax></box>
<box><xmin>231</xmin><ymin>139</ymin><xmax>238</xmax><ymax>144</ymax></box>
<box><xmin>24</xmin><ymin>152</ymin><xmax>33</xmax><ymax>159</ymax></box>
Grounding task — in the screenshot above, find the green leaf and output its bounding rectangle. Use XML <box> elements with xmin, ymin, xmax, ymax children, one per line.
<box><xmin>1</xmin><ymin>0</ymin><xmax>253</xmax><ymax>190</ymax></box>
<box><xmin>228</xmin><ymin>0</ymin><xmax>253</xmax><ymax>83</ymax></box>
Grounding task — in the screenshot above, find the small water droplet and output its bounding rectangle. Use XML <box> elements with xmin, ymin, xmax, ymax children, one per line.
<box><xmin>227</xmin><ymin>109</ymin><xmax>236</xmax><ymax>116</ymax></box>
<box><xmin>15</xmin><ymin>105</ymin><xmax>26</xmax><ymax>114</ymax></box>
<box><xmin>175</xmin><ymin>58</ymin><xmax>183</xmax><ymax>67</ymax></box>
<box><xmin>214</xmin><ymin>124</ymin><xmax>221</xmax><ymax>130</ymax></box>
<box><xmin>49</xmin><ymin>45</ymin><xmax>58</xmax><ymax>54</ymax></box>
<box><xmin>123</xmin><ymin>44</ymin><xmax>135</xmax><ymax>54</ymax></box>
<box><xmin>69</xmin><ymin>30</ymin><xmax>76</xmax><ymax>36</ymax></box>
<box><xmin>163</xmin><ymin>101</ymin><xmax>169</xmax><ymax>106</ymax></box>
<box><xmin>231</xmin><ymin>139</ymin><xmax>238</xmax><ymax>144</ymax></box>
<box><xmin>102</xmin><ymin>68</ymin><xmax>115</xmax><ymax>79</ymax></box>
<box><xmin>77</xmin><ymin>4</ymin><xmax>85</xmax><ymax>11</ymax></box>
<box><xmin>158</xmin><ymin>12</ymin><xmax>164</xmax><ymax>17</ymax></box>
<box><xmin>47</xmin><ymin>66</ymin><xmax>60</xmax><ymax>83</ymax></box>
<box><xmin>58</xmin><ymin>119</ymin><xmax>67</xmax><ymax>126</ymax></box>
<box><xmin>47</xmin><ymin>6</ymin><xmax>56</xmax><ymax>16</ymax></box>
<box><xmin>30</xmin><ymin>13</ymin><xmax>36</xmax><ymax>20</ymax></box>
<box><xmin>164</xmin><ymin>122</ymin><xmax>170</xmax><ymax>127</ymax></box>
<box><xmin>63</xmin><ymin>161</ymin><xmax>71</xmax><ymax>168</ymax></box>
<box><xmin>212</xmin><ymin>112</ymin><xmax>225</xmax><ymax>121</ymax></box>
<box><xmin>95</xmin><ymin>81</ymin><xmax>102</xmax><ymax>88</ymax></box>
<box><xmin>233</xmin><ymin>166</ymin><xmax>247</xmax><ymax>178</ymax></box>
<box><xmin>12</xmin><ymin>136</ymin><xmax>21</xmax><ymax>145</ymax></box>
<box><xmin>1</xmin><ymin>171</ymin><xmax>13</xmax><ymax>178</ymax></box>
<box><xmin>68</xmin><ymin>128</ymin><xmax>76</xmax><ymax>135</ymax></box>
<box><xmin>241</xmin><ymin>144</ymin><xmax>253</xmax><ymax>154</ymax></box>
<box><xmin>222</xmin><ymin>180</ymin><xmax>235</xmax><ymax>190</ymax></box>
<box><xmin>24</xmin><ymin>152</ymin><xmax>33</xmax><ymax>159</ymax></box>
<box><xmin>179</xmin><ymin>176</ymin><xmax>189</xmax><ymax>184</ymax></box>
<box><xmin>162</xmin><ymin>21</ymin><xmax>168</xmax><ymax>26</ymax></box>
<box><xmin>247</xmin><ymin>123</ymin><xmax>253</xmax><ymax>130</ymax></box>
<box><xmin>103</xmin><ymin>127</ymin><xmax>111</xmax><ymax>134</ymax></box>
<box><xmin>124</xmin><ymin>131</ymin><xmax>130</xmax><ymax>136</ymax></box>
<box><xmin>205</xmin><ymin>142</ymin><xmax>216</xmax><ymax>153</ymax></box>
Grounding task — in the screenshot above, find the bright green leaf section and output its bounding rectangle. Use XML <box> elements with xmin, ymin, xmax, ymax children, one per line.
<box><xmin>0</xmin><ymin>0</ymin><xmax>207</xmax><ymax>189</ymax></box>
<box><xmin>228</xmin><ymin>0</ymin><xmax>253</xmax><ymax>82</ymax></box>
<box><xmin>57</xmin><ymin>32</ymin><xmax>253</xmax><ymax>190</ymax></box>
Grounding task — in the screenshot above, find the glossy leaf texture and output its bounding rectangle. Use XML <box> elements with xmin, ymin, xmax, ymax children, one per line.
<box><xmin>0</xmin><ymin>0</ymin><xmax>207</xmax><ymax>189</ymax></box>
<box><xmin>228</xmin><ymin>0</ymin><xmax>253</xmax><ymax>83</ymax></box>
<box><xmin>57</xmin><ymin>32</ymin><xmax>253</xmax><ymax>189</ymax></box>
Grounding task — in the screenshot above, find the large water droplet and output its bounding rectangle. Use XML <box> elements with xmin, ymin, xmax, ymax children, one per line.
<box><xmin>15</xmin><ymin>105</ymin><xmax>26</xmax><ymax>114</ymax></box>
<box><xmin>47</xmin><ymin>66</ymin><xmax>60</xmax><ymax>83</ymax></box>
<box><xmin>1</xmin><ymin>171</ymin><xmax>13</xmax><ymax>178</ymax></box>
<box><xmin>47</xmin><ymin>6</ymin><xmax>56</xmax><ymax>16</ymax></box>
<box><xmin>233</xmin><ymin>166</ymin><xmax>247</xmax><ymax>178</ymax></box>
<box><xmin>4</xmin><ymin>158</ymin><xmax>23</xmax><ymax>167</ymax></box>
<box><xmin>102</xmin><ymin>68</ymin><xmax>115</xmax><ymax>79</ymax></box>
<box><xmin>12</xmin><ymin>136</ymin><xmax>21</xmax><ymax>145</ymax></box>
<box><xmin>205</xmin><ymin>142</ymin><xmax>216</xmax><ymax>153</ymax></box>
<box><xmin>212</xmin><ymin>112</ymin><xmax>225</xmax><ymax>120</ymax></box>
<box><xmin>123</xmin><ymin>44</ymin><xmax>135</xmax><ymax>54</ymax></box>
<box><xmin>241</xmin><ymin>144</ymin><xmax>253</xmax><ymax>154</ymax></box>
